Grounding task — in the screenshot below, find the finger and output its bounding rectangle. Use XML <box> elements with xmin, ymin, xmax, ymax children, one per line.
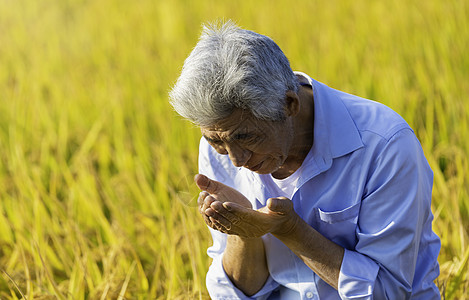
<box><xmin>197</xmin><ymin>191</ymin><xmax>209</xmax><ymax>204</ymax></box>
<box><xmin>197</xmin><ymin>191</ymin><xmax>210</xmax><ymax>213</ymax></box>
<box><xmin>200</xmin><ymin>195</ymin><xmax>217</xmax><ymax>226</ymax></box>
<box><xmin>198</xmin><ymin>191</ymin><xmax>210</xmax><ymax>207</ymax></box>
<box><xmin>194</xmin><ymin>174</ymin><xmax>222</xmax><ymax>194</ymax></box>
<box><xmin>198</xmin><ymin>205</ymin><xmax>213</xmax><ymax>227</ymax></box>
<box><xmin>267</xmin><ymin>197</ymin><xmax>293</xmax><ymax>214</ymax></box>
<box><xmin>202</xmin><ymin>214</ymin><xmax>212</xmax><ymax>226</ymax></box>
<box><xmin>210</xmin><ymin>201</ymin><xmax>242</xmax><ymax>225</ymax></box>
<box><xmin>203</xmin><ymin>197</ymin><xmax>221</xmax><ymax>223</ymax></box>
<box><xmin>209</xmin><ymin>217</ymin><xmax>228</xmax><ymax>233</ymax></box>
<box><xmin>222</xmin><ymin>202</ymin><xmax>254</xmax><ymax>223</ymax></box>
<box><xmin>207</xmin><ymin>210</ymin><xmax>232</xmax><ymax>231</ymax></box>
<box><xmin>203</xmin><ymin>195</ymin><xmax>217</xmax><ymax>213</ymax></box>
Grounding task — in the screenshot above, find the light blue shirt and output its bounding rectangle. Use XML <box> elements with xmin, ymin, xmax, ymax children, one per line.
<box><xmin>198</xmin><ymin>73</ymin><xmax>441</xmax><ymax>300</ymax></box>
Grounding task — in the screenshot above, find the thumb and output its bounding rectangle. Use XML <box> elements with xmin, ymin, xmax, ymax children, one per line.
<box><xmin>194</xmin><ymin>174</ymin><xmax>220</xmax><ymax>193</ymax></box>
<box><xmin>267</xmin><ymin>197</ymin><xmax>293</xmax><ymax>214</ymax></box>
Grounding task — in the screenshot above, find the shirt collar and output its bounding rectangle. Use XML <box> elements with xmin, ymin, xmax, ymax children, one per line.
<box><xmin>296</xmin><ymin>72</ymin><xmax>364</xmax><ymax>160</ymax></box>
<box><xmin>291</xmin><ymin>73</ymin><xmax>364</xmax><ymax>189</ymax></box>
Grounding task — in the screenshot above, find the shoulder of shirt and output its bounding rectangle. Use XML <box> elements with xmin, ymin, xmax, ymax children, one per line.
<box><xmin>295</xmin><ymin>72</ymin><xmax>413</xmax><ymax>143</ymax></box>
<box><xmin>333</xmin><ymin>88</ymin><xmax>413</xmax><ymax>142</ymax></box>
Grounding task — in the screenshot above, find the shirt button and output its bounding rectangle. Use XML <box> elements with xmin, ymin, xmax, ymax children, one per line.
<box><xmin>306</xmin><ymin>291</ymin><xmax>314</xmax><ymax>298</ymax></box>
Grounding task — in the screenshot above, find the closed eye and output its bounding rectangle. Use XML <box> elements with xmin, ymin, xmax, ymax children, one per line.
<box><xmin>204</xmin><ymin>135</ymin><xmax>222</xmax><ymax>144</ymax></box>
<box><xmin>233</xmin><ymin>133</ymin><xmax>251</xmax><ymax>140</ymax></box>
<box><xmin>233</xmin><ymin>133</ymin><xmax>262</xmax><ymax>146</ymax></box>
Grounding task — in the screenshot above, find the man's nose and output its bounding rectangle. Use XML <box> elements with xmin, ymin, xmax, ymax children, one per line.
<box><xmin>226</xmin><ymin>144</ymin><xmax>251</xmax><ymax>167</ymax></box>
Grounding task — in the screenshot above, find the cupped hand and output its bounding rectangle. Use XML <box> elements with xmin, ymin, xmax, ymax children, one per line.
<box><xmin>195</xmin><ymin>174</ymin><xmax>299</xmax><ymax>237</ymax></box>
<box><xmin>195</xmin><ymin>174</ymin><xmax>252</xmax><ymax>208</ymax></box>
<box><xmin>206</xmin><ymin>196</ymin><xmax>300</xmax><ymax>238</ymax></box>
<box><xmin>195</xmin><ymin>174</ymin><xmax>252</xmax><ymax>230</ymax></box>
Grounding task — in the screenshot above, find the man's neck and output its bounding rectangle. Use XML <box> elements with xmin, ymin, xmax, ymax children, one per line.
<box><xmin>272</xmin><ymin>85</ymin><xmax>314</xmax><ymax>179</ymax></box>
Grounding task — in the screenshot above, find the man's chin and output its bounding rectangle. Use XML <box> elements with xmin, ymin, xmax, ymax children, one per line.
<box><xmin>247</xmin><ymin>161</ymin><xmax>264</xmax><ymax>172</ymax></box>
<box><xmin>251</xmin><ymin>160</ymin><xmax>282</xmax><ymax>175</ymax></box>
<box><xmin>252</xmin><ymin>169</ymin><xmax>273</xmax><ymax>175</ymax></box>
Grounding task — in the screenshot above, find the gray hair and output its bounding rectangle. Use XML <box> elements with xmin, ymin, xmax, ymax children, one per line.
<box><xmin>169</xmin><ymin>21</ymin><xmax>299</xmax><ymax>126</ymax></box>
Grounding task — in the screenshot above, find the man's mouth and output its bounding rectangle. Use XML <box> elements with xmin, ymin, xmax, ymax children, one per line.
<box><xmin>248</xmin><ymin>161</ymin><xmax>264</xmax><ymax>172</ymax></box>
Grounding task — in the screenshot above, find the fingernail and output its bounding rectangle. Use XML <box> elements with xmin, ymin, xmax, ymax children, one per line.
<box><xmin>223</xmin><ymin>203</ymin><xmax>232</xmax><ymax>211</ymax></box>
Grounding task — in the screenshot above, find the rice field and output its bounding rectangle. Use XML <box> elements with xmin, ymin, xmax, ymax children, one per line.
<box><xmin>0</xmin><ymin>0</ymin><xmax>467</xmax><ymax>298</ymax></box>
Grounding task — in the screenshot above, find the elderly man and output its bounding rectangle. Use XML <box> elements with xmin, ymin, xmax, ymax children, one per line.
<box><xmin>170</xmin><ymin>22</ymin><xmax>440</xmax><ymax>299</ymax></box>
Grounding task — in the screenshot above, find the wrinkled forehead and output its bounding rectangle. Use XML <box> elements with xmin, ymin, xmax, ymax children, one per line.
<box><xmin>200</xmin><ymin>108</ymin><xmax>261</xmax><ymax>134</ymax></box>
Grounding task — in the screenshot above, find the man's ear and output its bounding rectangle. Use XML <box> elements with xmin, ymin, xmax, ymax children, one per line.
<box><xmin>284</xmin><ymin>90</ymin><xmax>300</xmax><ymax>117</ymax></box>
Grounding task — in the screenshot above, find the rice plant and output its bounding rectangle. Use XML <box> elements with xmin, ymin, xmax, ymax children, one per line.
<box><xmin>0</xmin><ymin>0</ymin><xmax>467</xmax><ymax>298</ymax></box>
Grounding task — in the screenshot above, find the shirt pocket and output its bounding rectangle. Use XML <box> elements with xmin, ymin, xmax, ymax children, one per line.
<box><xmin>315</xmin><ymin>202</ymin><xmax>360</xmax><ymax>249</ymax></box>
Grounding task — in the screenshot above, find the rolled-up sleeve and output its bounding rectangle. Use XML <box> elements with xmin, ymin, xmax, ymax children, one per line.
<box><xmin>206</xmin><ymin>228</ymin><xmax>279</xmax><ymax>299</ymax></box>
<box><xmin>338</xmin><ymin>129</ymin><xmax>439</xmax><ymax>299</ymax></box>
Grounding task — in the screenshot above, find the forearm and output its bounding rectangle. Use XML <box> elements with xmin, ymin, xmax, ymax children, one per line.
<box><xmin>274</xmin><ymin>216</ymin><xmax>344</xmax><ymax>289</ymax></box>
<box><xmin>222</xmin><ymin>235</ymin><xmax>269</xmax><ymax>296</ymax></box>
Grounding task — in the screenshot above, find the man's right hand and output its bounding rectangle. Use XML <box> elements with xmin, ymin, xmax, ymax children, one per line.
<box><xmin>195</xmin><ymin>174</ymin><xmax>252</xmax><ymax>231</ymax></box>
<box><xmin>195</xmin><ymin>174</ymin><xmax>252</xmax><ymax>208</ymax></box>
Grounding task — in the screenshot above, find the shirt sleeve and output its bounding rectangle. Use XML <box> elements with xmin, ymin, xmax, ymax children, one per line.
<box><xmin>199</xmin><ymin>138</ymin><xmax>280</xmax><ymax>299</ymax></box>
<box><xmin>338</xmin><ymin>128</ymin><xmax>439</xmax><ymax>299</ymax></box>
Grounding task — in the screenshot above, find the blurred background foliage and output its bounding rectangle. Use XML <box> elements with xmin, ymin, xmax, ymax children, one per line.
<box><xmin>0</xmin><ymin>0</ymin><xmax>467</xmax><ymax>298</ymax></box>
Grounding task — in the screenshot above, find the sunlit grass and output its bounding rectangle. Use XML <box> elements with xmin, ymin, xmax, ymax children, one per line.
<box><xmin>0</xmin><ymin>0</ymin><xmax>467</xmax><ymax>298</ymax></box>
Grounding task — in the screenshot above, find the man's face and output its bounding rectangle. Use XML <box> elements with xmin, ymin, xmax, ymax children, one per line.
<box><xmin>201</xmin><ymin>108</ymin><xmax>294</xmax><ymax>174</ymax></box>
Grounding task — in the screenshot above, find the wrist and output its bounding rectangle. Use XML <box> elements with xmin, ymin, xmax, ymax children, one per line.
<box><xmin>271</xmin><ymin>211</ymin><xmax>301</xmax><ymax>238</ymax></box>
